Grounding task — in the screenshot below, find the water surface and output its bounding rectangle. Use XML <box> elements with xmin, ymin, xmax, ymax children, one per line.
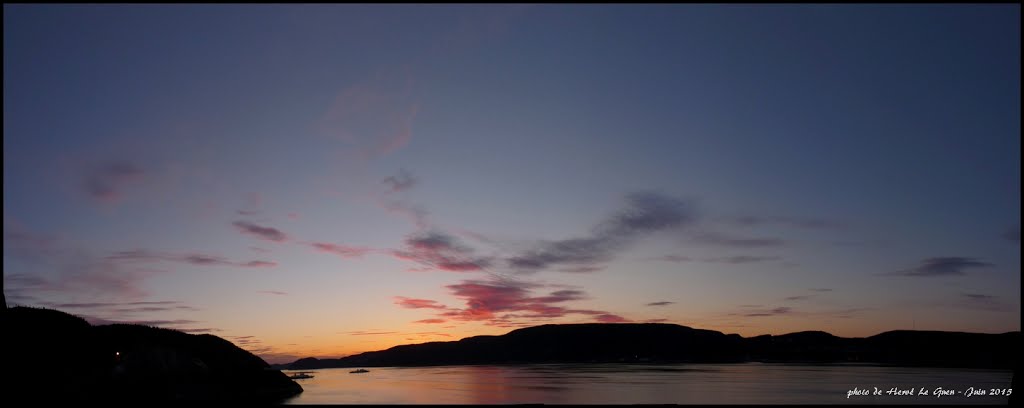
<box><xmin>283</xmin><ymin>363</ymin><xmax>1013</xmax><ymax>404</ymax></box>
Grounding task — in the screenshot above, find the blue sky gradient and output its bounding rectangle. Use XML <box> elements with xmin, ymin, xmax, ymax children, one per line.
<box><xmin>4</xmin><ymin>4</ymin><xmax>1019</xmax><ymax>363</ymax></box>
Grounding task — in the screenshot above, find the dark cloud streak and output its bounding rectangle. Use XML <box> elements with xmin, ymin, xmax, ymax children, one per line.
<box><xmin>383</xmin><ymin>168</ymin><xmax>418</xmax><ymax>192</ymax></box>
<box><xmin>882</xmin><ymin>257</ymin><xmax>993</xmax><ymax>277</ymax></box>
<box><xmin>83</xmin><ymin>160</ymin><xmax>144</xmax><ymax>203</ymax></box>
<box><xmin>392</xmin><ymin>230</ymin><xmax>491</xmax><ymax>272</ymax></box>
<box><xmin>742</xmin><ymin>307</ymin><xmax>792</xmax><ymax>317</ymax></box>
<box><xmin>232</xmin><ymin>221</ymin><xmax>288</xmax><ymax>242</ymax></box>
<box><xmin>107</xmin><ymin>249</ymin><xmax>276</xmax><ymax>268</ymax></box>
<box><xmin>723</xmin><ymin>215</ymin><xmax>844</xmax><ymax>230</ymax></box>
<box><xmin>509</xmin><ymin>192</ymin><xmax>696</xmax><ymax>272</ymax></box>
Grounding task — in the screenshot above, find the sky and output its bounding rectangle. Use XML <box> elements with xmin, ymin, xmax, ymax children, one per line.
<box><xmin>3</xmin><ymin>4</ymin><xmax>1020</xmax><ymax>364</ymax></box>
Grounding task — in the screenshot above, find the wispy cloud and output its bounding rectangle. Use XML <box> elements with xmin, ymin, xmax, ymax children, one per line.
<box><xmin>232</xmin><ymin>221</ymin><xmax>288</xmax><ymax>242</ymax></box>
<box><xmin>317</xmin><ymin>68</ymin><xmax>418</xmax><ymax>158</ymax></box>
<box><xmin>413</xmin><ymin>318</ymin><xmax>446</xmax><ymax>324</ymax></box>
<box><xmin>179</xmin><ymin>328</ymin><xmax>221</xmax><ymax>334</ymax></box>
<box><xmin>83</xmin><ymin>160</ymin><xmax>144</xmax><ymax>203</ymax></box>
<box><xmin>4</xmin><ymin>223</ymin><xmax>63</xmax><ymax>263</ymax></box>
<box><xmin>242</xmin><ymin>260</ymin><xmax>277</xmax><ymax>268</ymax></box>
<box><xmin>377</xmin><ymin>199</ymin><xmax>430</xmax><ymax>230</ymax></box>
<box><xmin>646</xmin><ymin>301</ymin><xmax>675</xmax><ymax>306</ymax></box>
<box><xmin>383</xmin><ymin>168</ymin><xmax>418</xmax><ymax>193</ymax></box>
<box><xmin>80</xmin><ymin>315</ymin><xmax>200</xmax><ymax>327</ymax></box>
<box><xmin>39</xmin><ymin>300</ymin><xmax>181</xmax><ymax>309</ymax></box>
<box><xmin>557</xmin><ymin>265</ymin><xmax>605</xmax><ymax>273</ymax></box>
<box><xmin>654</xmin><ymin>255</ymin><xmax>780</xmax><ymax>264</ymax></box>
<box><xmin>881</xmin><ymin>257</ymin><xmax>993</xmax><ymax>277</ymax></box>
<box><xmin>824</xmin><ymin>307</ymin><xmax>871</xmax><ymax>319</ymax></box>
<box><xmin>655</xmin><ymin>255</ymin><xmax>694</xmax><ymax>263</ymax></box>
<box><xmin>235</xmin><ymin>192</ymin><xmax>263</xmax><ymax>216</ymax></box>
<box><xmin>428</xmin><ymin>5</ymin><xmax>532</xmax><ymax>57</ymax></box>
<box><xmin>706</xmin><ymin>255</ymin><xmax>781</xmax><ymax>264</ymax></box>
<box><xmin>392</xmin><ymin>230</ymin><xmax>491</xmax><ymax>272</ymax></box>
<box><xmin>508</xmin><ymin>192</ymin><xmax>696</xmax><ymax>273</ymax></box>
<box><xmin>107</xmin><ymin>249</ymin><xmax>276</xmax><ymax>268</ymax></box>
<box><xmin>120</xmin><ymin>319</ymin><xmax>199</xmax><ymax>326</ymax></box>
<box><xmin>507</xmin><ymin>237</ymin><xmax>616</xmax><ymax>271</ymax></box>
<box><xmin>345</xmin><ymin>330</ymin><xmax>399</xmax><ymax>336</ymax></box>
<box><xmin>740</xmin><ymin>306</ymin><xmax>793</xmax><ymax>317</ymax></box>
<box><xmin>783</xmin><ymin>295</ymin><xmax>811</xmax><ymax>301</ymax></box>
<box><xmin>258</xmin><ymin>290</ymin><xmax>288</xmax><ymax>296</ymax></box>
<box><xmin>810</xmin><ymin>288</ymin><xmax>833</xmax><ymax>292</ymax></box>
<box><xmin>308</xmin><ymin>242</ymin><xmax>373</xmax><ymax>259</ymax></box>
<box><xmin>31</xmin><ymin>300</ymin><xmax>202</xmax><ymax>330</ymax></box>
<box><xmin>7</xmin><ymin>249</ymin><xmax>156</xmax><ymax>300</ymax></box>
<box><xmin>690</xmin><ymin>231</ymin><xmax>786</xmax><ymax>248</ymax></box>
<box><xmin>958</xmin><ymin>293</ymin><xmax>1011</xmax><ymax>312</ymax></box>
<box><xmin>720</xmin><ymin>215</ymin><xmax>844</xmax><ymax>230</ymax></box>
<box><xmin>113</xmin><ymin>305</ymin><xmax>200</xmax><ymax>313</ymax></box>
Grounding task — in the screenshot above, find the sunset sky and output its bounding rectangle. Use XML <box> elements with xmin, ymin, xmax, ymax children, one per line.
<box><xmin>4</xmin><ymin>4</ymin><xmax>1020</xmax><ymax>364</ymax></box>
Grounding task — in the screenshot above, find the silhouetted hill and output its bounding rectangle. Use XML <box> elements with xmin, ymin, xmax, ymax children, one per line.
<box><xmin>3</xmin><ymin>306</ymin><xmax>302</xmax><ymax>403</ymax></box>
<box><xmin>284</xmin><ymin>323</ymin><xmax>1019</xmax><ymax>370</ymax></box>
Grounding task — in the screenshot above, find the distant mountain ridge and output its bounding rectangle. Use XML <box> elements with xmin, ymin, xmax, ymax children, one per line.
<box><xmin>280</xmin><ymin>323</ymin><xmax>1019</xmax><ymax>370</ymax></box>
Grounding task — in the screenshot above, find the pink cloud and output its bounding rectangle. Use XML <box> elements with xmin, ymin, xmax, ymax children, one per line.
<box><xmin>308</xmin><ymin>242</ymin><xmax>373</xmax><ymax>259</ymax></box>
<box><xmin>345</xmin><ymin>330</ymin><xmax>399</xmax><ymax>336</ymax></box>
<box><xmin>413</xmin><ymin>319</ymin><xmax>446</xmax><ymax>324</ymax></box>
<box><xmin>394</xmin><ymin>296</ymin><xmax>448</xmax><ymax>309</ymax></box>
<box><xmin>396</xmin><ymin>279</ymin><xmax>629</xmax><ymax>327</ymax></box>
<box><xmin>595</xmin><ymin>314</ymin><xmax>631</xmax><ymax>323</ymax></box>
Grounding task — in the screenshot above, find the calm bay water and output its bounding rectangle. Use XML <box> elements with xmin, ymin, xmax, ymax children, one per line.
<box><xmin>282</xmin><ymin>363</ymin><xmax>1013</xmax><ymax>404</ymax></box>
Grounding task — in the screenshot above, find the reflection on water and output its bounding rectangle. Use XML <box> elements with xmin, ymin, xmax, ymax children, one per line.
<box><xmin>283</xmin><ymin>363</ymin><xmax>1013</xmax><ymax>404</ymax></box>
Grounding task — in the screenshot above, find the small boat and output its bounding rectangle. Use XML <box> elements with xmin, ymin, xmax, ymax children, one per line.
<box><xmin>350</xmin><ymin>368</ymin><xmax>370</xmax><ymax>374</ymax></box>
<box><xmin>289</xmin><ymin>371</ymin><xmax>315</xmax><ymax>379</ymax></box>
